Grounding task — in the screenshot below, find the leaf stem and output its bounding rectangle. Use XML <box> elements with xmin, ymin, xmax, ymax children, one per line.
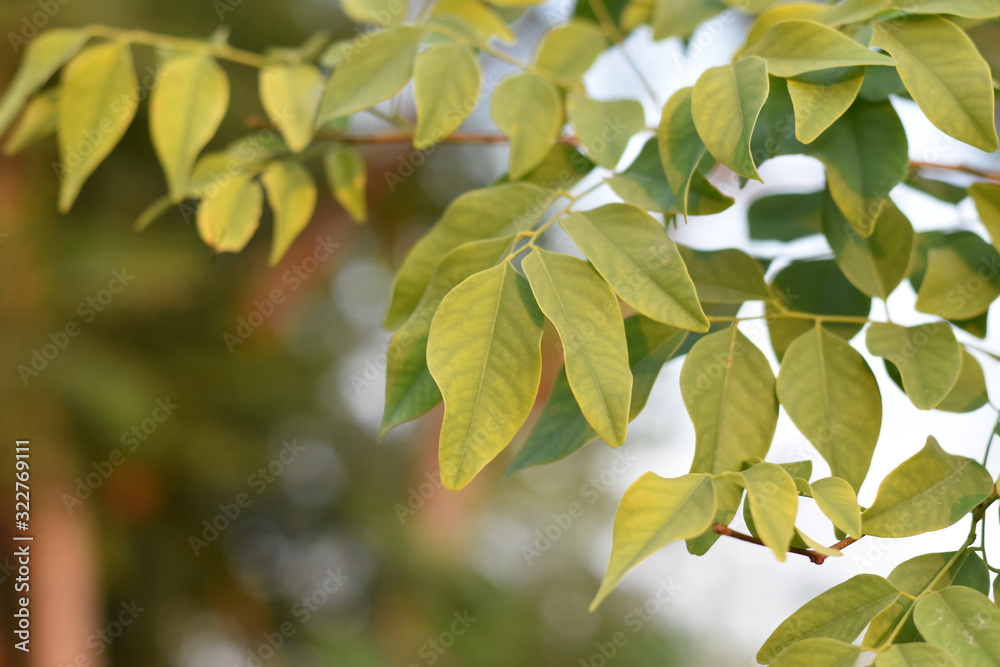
<box><xmin>86</xmin><ymin>25</ymin><xmax>278</xmax><ymax>68</ymax></box>
<box><xmin>708</xmin><ymin>311</ymin><xmax>874</xmax><ymax>325</ymax></box>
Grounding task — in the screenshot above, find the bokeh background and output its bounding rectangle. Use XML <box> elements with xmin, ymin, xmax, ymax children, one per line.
<box><xmin>1</xmin><ymin>1</ymin><xmax>999</xmax><ymax>666</ymax></box>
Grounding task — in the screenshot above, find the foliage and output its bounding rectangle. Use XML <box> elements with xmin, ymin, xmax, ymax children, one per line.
<box><xmin>4</xmin><ymin>0</ymin><xmax>1000</xmax><ymax>662</ymax></box>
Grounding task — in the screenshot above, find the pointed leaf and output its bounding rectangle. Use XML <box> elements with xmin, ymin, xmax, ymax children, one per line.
<box><xmin>651</xmin><ymin>0</ymin><xmax>728</xmax><ymax>41</ymax></box>
<box><xmin>787</xmin><ymin>73</ymin><xmax>863</xmax><ymax>144</ymax></box>
<box><xmin>590</xmin><ymin>473</ymin><xmax>716</xmax><ymax>610</ymax></box>
<box><xmin>260</xmin><ymin>64</ymin><xmax>323</xmax><ymax>153</ymax></box>
<box><xmin>914</xmin><ymin>587</ymin><xmax>1000</xmax><ymax>664</ymax></box>
<box><xmin>937</xmin><ymin>347</ymin><xmax>989</xmax><ymax>413</ymax></box>
<box><xmin>744</xmin><ymin>19</ymin><xmax>895</xmax><ymax>77</ymax></box>
<box><xmin>862</xmin><ymin>436</ymin><xmax>993</xmax><ymax>537</ymax></box>
<box><xmin>413</xmin><ymin>43</ymin><xmax>481</xmax><ymax>149</ymax></box>
<box><xmin>427</xmin><ymin>262</ymin><xmax>544</xmax><ymax>489</ymax></box>
<box><xmin>522</xmin><ymin>248</ymin><xmax>633</xmax><ymax>446</ymax></box>
<box><xmin>914</xmin><ymin>232</ymin><xmax>1000</xmax><ymax>320</ymax></box>
<box><xmin>261</xmin><ymin>161</ymin><xmax>317</xmax><ymax>265</ymax></box>
<box><xmin>492</xmin><ymin>73</ymin><xmax>562</xmax><ymax>179</ymax></box>
<box><xmin>740</xmin><ymin>462</ymin><xmax>799</xmax><ymax>561</ymax></box>
<box><xmin>566</xmin><ymin>93</ymin><xmax>645</xmax><ymax>170</ymax></box>
<box><xmin>866</xmin><ymin>322</ymin><xmax>961</xmax><ymax>410</ymax></box>
<box><xmin>429</xmin><ymin>0</ymin><xmax>515</xmax><ymax>45</ymax></box>
<box><xmin>810</xmin><ymin>477</ymin><xmax>863</xmax><ymax>538</ymax></box>
<box><xmin>4</xmin><ymin>88</ymin><xmax>58</xmax><ymax>155</ymax></box>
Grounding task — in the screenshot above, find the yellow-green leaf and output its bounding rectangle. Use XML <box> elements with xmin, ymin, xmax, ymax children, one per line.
<box><xmin>786</xmin><ymin>73</ymin><xmax>863</xmax><ymax>144</ymax></box>
<box><xmin>651</xmin><ymin>0</ymin><xmax>728</xmax><ymax>41</ymax></box>
<box><xmin>971</xmin><ymin>182</ymin><xmax>1000</xmax><ymax>253</ymax></box>
<box><xmin>757</xmin><ymin>574</ymin><xmax>900</xmax><ymax>664</ymax></box>
<box><xmin>261</xmin><ymin>161</ymin><xmax>317</xmax><ymax>265</ymax></box>
<box><xmin>57</xmin><ymin>42</ymin><xmax>139</xmax><ymax>212</ymax></box>
<box><xmin>915</xmin><ymin>239</ymin><xmax>1000</xmax><ymax>320</ymax></box>
<box><xmin>323</xmin><ymin>144</ymin><xmax>367</xmax><ymax>223</ymax></box>
<box><xmin>873</xmin><ymin>16</ymin><xmax>998</xmax><ymax>152</ymax></box>
<box><xmin>561</xmin><ymin>204</ymin><xmax>709</xmax><ymax>331</ymax></box>
<box><xmin>4</xmin><ymin>88</ymin><xmax>58</xmax><ymax>155</ymax></box>
<box><xmin>341</xmin><ymin>0</ymin><xmax>408</xmax><ymax>26</ymax></box>
<box><xmin>739</xmin><ymin>462</ymin><xmax>798</xmax><ymax>561</ymax></box>
<box><xmin>318</xmin><ymin>26</ymin><xmax>424</xmax><ymax>122</ymax></box>
<box><xmin>522</xmin><ymin>248</ymin><xmax>632</xmax><ymax>446</ymax></box>
<box><xmin>0</xmin><ymin>28</ymin><xmax>88</xmax><ymax>136</ymax></box>
<box><xmin>427</xmin><ymin>262</ymin><xmax>543</xmax><ymax>489</ymax></box>
<box><xmin>533</xmin><ymin>20</ymin><xmax>607</xmax><ymax>85</ymax></box>
<box><xmin>259</xmin><ymin>64</ymin><xmax>324</xmax><ymax>153</ymax></box>
<box><xmin>866</xmin><ymin>322</ymin><xmax>961</xmax><ymax>410</ymax></box>
<box><xmin>744</xmin><ymin>19</ymin><xmax>895</xmax><ymax>77</ymax></box>
<box><xmin>678</xmin><ymin>246</ymin><xmax>771</xmax><ymax>303</ymax></box>
<box><xmin>809</xmin><ymin>477</ymin><xmax>862</xmax><ymax>538</ymax></box>
<box><xmin>862</xmin><ymin>436</ymin><xmax>993</xmax><ymax>537</ymax></box>
<box><xmin>691</xmin><ymin>56</ymin><xmax>770</xmax><ymax>181</ymax></box>
<box><xmin>936</xmin><ymin>347</ymin><xmax>989</xmax><ymax>413</ymax></box>
<box><xmin>151</xmin><ymin>54</ymin><xmax>229</xmax><ymax>201</ymax></box>
<box><xmin>590</xmin><ymin>472</ymin><xmax>716</xmax><ymax>610</ymax></box>
<box><xmin>777</xmin><ymin>324</ymin><xmax>881</xmax><ymax>491</ymax></box>
<box><xmin>876</xmin><ymin>644</ymin><xmax>960</xmax><ymax>667</ymax></box>
<box><xmin>566</xmin><ymin>93</ymin><xmax>645</xmax><ymax>170</ymax></box>
<box><xmin>196</xmin><ymin>172</ymin><xmax>263</xmax><ymax>253</ymax></box>
<box><xmin>491</xmin><ymin>73</ymin><xmax>563</xmax><ymax>179</ymax></box>
<box><xmin>769</xmin><ymin>638</ymin><xmax>861</xmax><ymax>667</ymax></box>
<box><xmin>429</xmin><ymin>0</ymin><xmax>515</xmax><ymax>44</ymax></box>
<box><xmin>896</xmin><ymin>0</ymin><xmax>1000</xmax><ymax>17</ymax></box>
<box><xmin>914</xmin><ymin>587</ymin><xmax>1000</xmax><ymax>664</ymax></box>
<box><xmin>681</xmin><ymin>327</ymin><xmax>778</xmax><ymax>474</ymax></box>
<box><xmin>413</xmin><ymin>43</ymin><xmax>481</xmax><ymax>149</ymax></box>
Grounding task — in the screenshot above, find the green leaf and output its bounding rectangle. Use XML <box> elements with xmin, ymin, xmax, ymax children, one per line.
<box><xmin>590</xmin><ymin>472</ymin><xmax>716</xmax><ymax>610</ymax></box>
<box><xmin>151</xmin><ymin>54</ymin><xmax>229</xmax><ymax>202</ymax></box>
<box><xmin>866</xmin><ymin>549</ymin><xmax>989</xmax><ymax>648</ymax></box>
<box><xmin>823</xmin><ymin>192</ymin><xmax>913</xmax><ymax>300</ymax></box>
<box><xmin>876</xmin><ymin>644</ymin><xmax>960</xmax><ymax>667</ymax></box>
<box><xmin>506</xmin><ymin>316</ymin><xmax>687</xmax><ymax>476</ymax></box>
<box><xmin>429</xmin><ymin>0</ymin><xmax>515</xmax><ymax>45</ymax></box>
<box><xmin>744</xmin><ymin>19</ymin><xmax>895</xmax><ymax>77</ymax></box>
<box><xmin>341</xmin><ymin>0</ymin><xmax>408</xmax><ymax>25</ymax></box>
<box><xmin>915</xmin><ymin>235</ymin><xmax>1000</xmax><ymax>320</ymax></box>
<box><xmin>4</xmin><ymin>88</ymin><xmax>58</xmax><ymax>155</ymax></box>
<box><xmin>691</xmin><ymin>56</ymin><xmax>770</xmax><ymax>181</ymax></box>
<box><xmin>384</xmin><ymin>182</ymin><xmax>549</xmax><ymax>329</ymax></box>
<box><xmin>561</xmin><ymin>204</ymin><xmax>709</xmax><ymax>331</ymax></box>
<box><xmin>739</xmin><ymin>462</ymin><xmax>799</xmax><ymax>561</ymax></box>
<box><xmin>681</xmin><ymin>327</ymin><xmax>778</xmax><ymax>475</ymax></box>
<box><xmin>259</xmin><ymin>64</ymin><xmax>324</xmax><ymax>153</ymax></box>
<box><xmin>317</xmin><ymin>26</ymin><xmax>424</xmax><ymax>122</ymax></box>
<box><xmin>0</xmin><ymin>28</ymin><xmax>88</xmax><ymax>137</ymax></box>
<box><xmin>261</xmin><ymin>161</ymin><xmax>317</xmax><ymax>265</ymax></box>
<box><xmin>492</xmin><ymin>73</ymin><xmax>563</xmax><ymax>179</ymax></box>
<box><xmin>767</xmin><ymin>259</ymin><xmax>871</xmax><ymax>360</ymax></box>
<box><xmin>896</xmin><ymin>0</ymin><xmax>1000</xmax><ymax>17</ymax></box>
<box><xmin>534</xmin><ymin>19</ymin><xmax>607</xmax><ymax>85</ymax></box>
<box><xmin>382</xmin><ymin>237</ymin><xmax>516</xmax><ymax>438</ymax></box>
<box><xmin>806</xmin><ymin>100</ymin><xmax>909</xmax><ymax>237</ymax></box>
<box><xmin>413</xmin><ymin>43</ymin><xmax>481</xmax><ymax>149</ymax></box>
<box><xmin>57</xmin><ymin>42</ymin><xmax>139</xmax><ymax>212</ymax></box>
<box><xmin>750</xmin><ymin>76</ymin><xmax>807</xmax><ymax>162</ymax></box>
<box><xmin>133</xmin><ymin>195</ymin><xmax>172</xmax><ymax>232</ymax></box>
<box><xmin>523</xmin><ymin>248</ymin><xmax>633</xmax><ymax>446</ymax></box>
<box><xmin>427</xmin><ymin>262</ymin><xmax>544</xmax><ymax>489</ymax></box>
<box><xmin>873</xmin><ymin>16</ymin><xmax>998</xmax><ymax>153</ymax></box>
<box><xmin>196</xmin><ymin>172</ymin><xmax>264</xmax><ymax>253</ymax></box>
<box><xmin>658</xmin><ymin>87</ymin><xmax>734</xmax><ymax>218</ymax></box>
<box><xmin>914</xmin><ymin>587</ymin><xmax>1000</xmax><ymax>665</ymax></box>
<box><xmin>757</xmin><ymin>574</ymin><xmax>900</xmax><ymax>664</ymax></box>
<box><xmin>677</xmin><ymin>246</ymin><xmax>771</xmax><ymax>303</ymax></box>
<box><xmin>972</xmin><ymin>183</ymin><xmax>1000</xmax><ymax>253</ymax></box>
<box><xmin>866</xmin><ymin>323</ymin><xmax>961</xmax><ymax>410</ymax></box>
<box><xmin>862</xmin><ymin>436</ymin><xmax>993</xmax><ymax>537</ymax></box>
<box><xmin>809</xmin><ymin>477</ymin><xmax>862</xmax><ymax>538</ymax></box>
<box><xmin>786</xmin><ymin>73</ymin><xmax>863</xmax><ymax>144</ymax></box>
<box><xmin>651</xmin><ymin>0</ymin><xmax>728</xmax><ymax>41</ymax></box>
<box><xmin>323</xmin><ymin>144</ymin><xmax>368</xmax><ymax>223</ymax></box>
<box><xmin>769</xmin><ymin>638</ymin><xmax>861</xmax><ymax>667</ymax></box>
<box><xmin>566</xmin><ymin>93</ymin><xmax>645</xmax><ymax>169</ymax></box>
<box><xmin>511</xmin><ymin>142</ymin><xmax>594</xmax><ymax>188</ymax></box>
<box><xmin>937</xmin><ymin>347</ymin><xmax>989</xmax><ymax>413</ymax></box>
<box><xmin>748</xmin><ymin>191</ymin><xmax>823</xmax><ymax>242</ymax></box>
<box><xmin>686</xmin><ymin>476</ymin><xmax>743</xmax><ymax>555</ymax></box>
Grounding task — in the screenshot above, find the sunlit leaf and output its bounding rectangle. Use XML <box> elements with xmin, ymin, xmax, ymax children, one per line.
<box><xmin>534</xmin><ymin>19</ymin><xmax>607</xmax><ymax>85</ymax></box>
<box><xmin>492</xmin><ymin>73</ymin><xmax>563</xmax><ymax>179</ymax></box>
<box><xmin>4</xmin><ymin>88</ymin><xmax>58</xmax><ymax>155</ymax></box>
<box><xmin>786</xmin><ymin>73</ymin><xmax>863</xmax><ymax>144</ymax></box>
<box><xmin>866</xmin><ymin>322</ymin><xmax>961</xmax><ymax>410</ymax></box>
<box><xmin>677</xmin><ymin>246</ymin><xmax>771</xmax><ymax>303</ymax></box>
<box><xmin>566</xmin><ymin>93</ymin><xmax>645</xmax><ymax>169</ymax></box>
<box><xmin>413</xmin><ymin>43</ymin><xmax>481</xmax><ymax>149</ymax></box>
<box><xmin>744</xmin><ymin>19</ymin><xmax>895</xmax><ymax>77</ymax></box>
<box><xmin>769</xmin><ymin>638</ymin><xmax>861</xmax><ymax>667</ymax></box>
<box><xmin>914</xmin><ymin>587</ymin><xmax>1000</xmax><ymax>664</ymax></box>
<box><xmin>259</xmin><ymin>63</ymin><xmax>323</xmax><ymax>153</ymax></box>
<box><xmin>196</xmin><ymin>172</ymin><xmax>264</xmax><ymax>253</ymax></box>
<box><xmin>261</xmin><ymin>161</ymin><xmax>317</xmax><ymax>265</ymax></box>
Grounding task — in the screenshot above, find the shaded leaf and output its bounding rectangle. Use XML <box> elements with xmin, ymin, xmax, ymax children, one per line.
<box><xmin>936</xmin><ymin>347</ymin><xmax>989</xmax><ymax>413</ymax></box>
<box><xmin>4</xmin><ymin>88</ymin><xmax>58</xmax><ymax>155</ymax></box>
<box><xmin>748</xmin><ymin>191</ymin><xmax>823</xmax><ymax>242</ymax></box>
<box><xmin>492</xmin><ymin>73</ymin><xmax>563</xmax><ymax>179</ymax></box>
<box><xmin>866</xmin><ymin>322</ymin><xmax>961</xmax><ymax>410</ymax></box>
<box><xmin>677</xmin><ymin>246</ymin><xmax>771</xmax><ymax>303</ymax></box>
<box><xmin>566</xmin><ymin>93</ymin><xmax>645</xmax><ymax>169</ymax></box>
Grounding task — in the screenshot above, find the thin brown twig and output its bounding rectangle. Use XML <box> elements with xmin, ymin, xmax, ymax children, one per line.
<box><xmin>712</xmin><ymin>523</ymin><xmax>862</xmax><ymax>565</ymax></box>
<box><xmin>909</xmin><ymin>160</ymin><xmax>1000</xmax><ymax>183</ymax></box>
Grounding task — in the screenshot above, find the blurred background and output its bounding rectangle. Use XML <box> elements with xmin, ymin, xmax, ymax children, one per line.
<box><xmin>1</xmin><ymin>1</ymin><xmax>999</xmax><ymax>666</ymax></box>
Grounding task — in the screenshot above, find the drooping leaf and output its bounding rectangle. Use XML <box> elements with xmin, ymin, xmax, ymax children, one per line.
<box><xmin>681</xmin><ymin>327</ymin><xmax>778</xmax><ymax>475</ymax></box>
<box><xmin>861</xmin><ymin>436</ymin><xmax>993</xmax><ymax>537</ymax></box>
<box><xmin>151</xmin><ymin>54</ymin><xmax>229</xmax><ymax>201</ymax></box>
<box><xmin>384</xmin><ymin>182</ymin><xmax>549</xmax><ymax>329</ymax></box>
<box><xmin>523</xmin><ymin>248</ymin><xmax>633</xmax><ymax>446</ymax></box>
<box><xmin>196</xmin><ymin>172</ymin><xmax>264</xmax><ymax>253</ymax></box>
<box><xmin>677</xmin><ymin>246</ymin><xmax>771</xmax><ymax>303</ymax></box>
<box><xmin>786</xmin><ymin>73</ymin><xmax>863</xmax><ymax>144</ymax></box>
<box><xmin>866</xmin><ymin>323</ymin><xmax>961</xmax><ymax>410</ymax></box>
<box><xmin>971</xmin><ymin>183</ymin><xmax>1000</xmax><ymax>252</ymax></box>
<box><xmin>427</xmin><ymin>262</ymin><xmax>544</xmax><ymax>489</ymax></box>
<box><xmin>936</xmin><ymin>347</ymin><xmax>989</xmax><ymax>413</ymax></box>
<box><xmin>756</xmin><ymin>574</ymin><xmax>900</xmax><ymax>664</ymax></box>
<box><xmin>769</xmin><ymin>638</ymin><xmax>861</xmax><ymax>667</ymax></box>
<box><xmin>323</xmin><ymin>144</ymin><xmax>368</xmax><ymax>223</ymax></box>
<box><xmin>809</xmin><ymin>477</ymin><xmax>862</xmax><ymax>538</ymax></box>
<box><xmin>590</xmin><ymin>473</ymin><xmax>716</xmax><ymax>610</ymax></box>
<box><xmin>658</xmin><ymin>87</ymin><xmax>734</xmax><ymax>218</ymax></box>
<box><xmin>259</xmin><ymin>63</ymin><xmax>324</xmax><ymax>153</ymax></box>
<box><xmin>744</xmin><ymin>19</ymin><xmax>895</xmax><ymax>77</ymax></box>
<box><xmin>806</xmin><ymin>100</ymin><xmax>909</xmax><ymax>237</ymax></box>
<box><xmin>876</xmin><ymin>644</ymin><xmax>960</xmax><ymax>667</ymax></box>
<box><xmin>691</xmin><ymin>56</ymin><xmax>770</xmax><ymax>181</ymax></box>
<box><xmin>822</xmin><ymin>192</ymin><xmax>913</xmax><ymax>300</ymax></box>
<box><xmin>873</xmin><ymin>15</ymin><xmax>999</xmax><ymax>153</ymax></box>
<box><xmin>534</xmin><ymin>19</ymin><xmax>607</xmax><ymax>85</ymax></box>
<box><xmin>492</xmin><ymin>73</ymin><xmax>563</xmax><ymax>179</ymax></box>
<box><xmin>4</xmin><ymin>88</ymin><xmax>58</xmax><ymax>155</ymax></box>
<box><xmin>914</xmin><ymin>587</ymin><xmax>1000</xmax><ymax>664</ymax></box>
<box><xmin>0</xmin><ymin>28</ymin><xmax>88</xmax><ymax>136</ymax></box>
<box><xmin>748</xmin><ymin>191</ymin><xmax>823</xmax><ymax>242</ymax></box>
<box><xmin>506</xmin><ymin>316</ymin><xmax>687</xmax><ymax>476</ymax></box>
<box><xmin>413</xmin><ymin>43</ymin><xmax>481</xmax><ymax>149</ymax></box>
<box><xmin>57</xmin><ymin>42</ymin><xmax>139</xmax><ymax>212</ymax></box>
<box><xmin>261</xmin><ymin>161</ymin><xmax>317</xmax><ymax>265</ymax></box>
<box><xmin>318</xmin><ymin>27</ymin><xmax>425</xmax><ymax>122</ymax></box>
<box><xmin>382</xmin><ymin>237</ymin><xmax>516</xmax><ymax>438</ymax></box>
<box><xmin>429</xmin><ymin>0</ymin><xmax>515</xmax><ymax>45</ymax></box>
<box><xmin>566</xmin><ymin>93</ymin><xmax>645</xmax><ymax>169</ymax></box>
<box><xmin>737</xmin><ymin>462</ymin><xmax>798</xmax><ymax>561</ymax></box>
<box><xmin>561</xmin><ymin>204</ymin><xmax>709</xmax><ymax>331</ymax></box>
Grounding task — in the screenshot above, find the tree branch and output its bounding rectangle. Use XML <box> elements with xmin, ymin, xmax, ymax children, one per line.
<box><xmin>909</xmin><ymin>160</ymin><xmax>1000</xmax><ymax>183</ymax></box>
<box><xmin>712</xmin><ymin>524</ymin><xmax>862</xmax><ymax>565</ymax></box>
